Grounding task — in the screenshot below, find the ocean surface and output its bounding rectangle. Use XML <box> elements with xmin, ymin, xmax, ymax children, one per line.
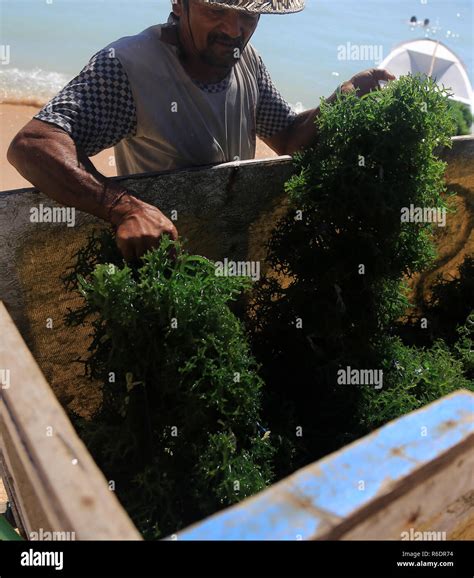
<box><xmin>0</xmin><ymin>0</ymin><xmax>473</xmax><ymax>109</ymax></box>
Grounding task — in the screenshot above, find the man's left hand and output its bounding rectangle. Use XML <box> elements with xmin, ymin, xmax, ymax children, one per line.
<box><xmin>341</xmin><ymin>68</ymin><xmax>396</xmax><ymax>97</ymax></box>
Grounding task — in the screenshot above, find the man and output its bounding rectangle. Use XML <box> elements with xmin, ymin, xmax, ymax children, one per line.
<box><xmin>8</xmin><ymin>0</ymin><xmax>394</xmax><ymax>261</ymax></box>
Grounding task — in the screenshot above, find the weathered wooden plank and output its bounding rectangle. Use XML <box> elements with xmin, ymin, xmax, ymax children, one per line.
<box><xmin>0</xmin><ymin>301</ymin><xmax>141</xmax><ymax>540</ymax></box>
<box><xmin>175</xmin><ymin>391</ymin><xmax>474</xmax><ymax>540</ymax></box>
<box><xmin>442</xmin><ymin>135</ymin><xmax>474</xmax><ymax>188</ymax></box>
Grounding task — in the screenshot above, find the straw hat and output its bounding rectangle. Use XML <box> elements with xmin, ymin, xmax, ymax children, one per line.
<box><xmin>196</xmin><ymin>0</ymin><xmax>305</xmax><ymax>14</ymax></box>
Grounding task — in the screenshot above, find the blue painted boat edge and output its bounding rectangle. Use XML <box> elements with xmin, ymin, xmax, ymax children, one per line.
<box><xmin>173</xmin><ymin>390</ymin><xmax>474</xmax><ymax>541</ymax></box>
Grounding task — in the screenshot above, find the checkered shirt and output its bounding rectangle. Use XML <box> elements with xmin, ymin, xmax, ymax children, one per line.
<box><xmin>34</xmin><ymin>45</ymin><xmax>298</xmax><ymax>157</ymax></box>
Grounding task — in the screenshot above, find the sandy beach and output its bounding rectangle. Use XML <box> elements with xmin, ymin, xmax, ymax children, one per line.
<box><xmin>0</xmin><ymin>103</ymin><xmax>277</xmax><ymax>191</ymax></box>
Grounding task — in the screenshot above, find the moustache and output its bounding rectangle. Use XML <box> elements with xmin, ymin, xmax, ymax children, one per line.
<box><xmin>212</xmin><ymin>36</ymin><xmax>243</xmax><ymax>49</ymax></box>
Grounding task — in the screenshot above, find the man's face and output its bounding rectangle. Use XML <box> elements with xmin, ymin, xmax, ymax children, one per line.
<box><xmin>176</xmin><ymin>0</ymin><xmax>260</xmax><ymax>69</ymax></box>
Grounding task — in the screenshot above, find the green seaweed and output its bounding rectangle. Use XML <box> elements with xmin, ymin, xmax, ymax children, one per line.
<box><xmin>246</xmin><ymin>74</ymin><xmax>466</xmax><ymax>473</ymax></box>
<box><xmin>65</xmin><ymin>232</ymin><xmax>274</xmax><ymax>539</ymax></box>
<box><xmin>63</xmin><ymin>74</ymin><xmax>473</xmax><ymax>537</ymax></box>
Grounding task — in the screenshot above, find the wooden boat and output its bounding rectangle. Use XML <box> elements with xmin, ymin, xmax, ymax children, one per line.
<box><xmin>379</xmin><ymin>38</ymin><xmax>473</xmax><ymax>110</ymax></box>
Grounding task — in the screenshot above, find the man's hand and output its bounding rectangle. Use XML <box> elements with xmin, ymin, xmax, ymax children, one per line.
<box><xmin>262</xmin><ymin>68</ymin><xmax>396</xmax><ymax>156</ymax></box>
<box><xmin>7</xmin><ymin>120</ymin><xmax>177</xmax><ymax>261</ymax></box>
<box><xmin>110</xmin><ymin>194</ymin><xmax>178</xmax><ymax>262</ymax></box>
<box><xmin>341</xmin><ymin>68</ymin><xmax>396</xmax><ymax>97</ymax></box>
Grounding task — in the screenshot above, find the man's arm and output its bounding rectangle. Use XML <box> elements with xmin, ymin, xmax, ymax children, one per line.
<box><xmin>7</xmin><ymin>49</ymin><xmax>178</xmax><ymax>261</ymax></box>
<box><xmin>263</xmin><ymin>68</ymin><xmax>396</xmax><ymax>156</ymax></box>
<box><xmin>7</xmin><ymin>119</ymin><xmax>177</xmax><ymax>262</ymax></box>
<box><xmin>262</xmin><ymin>94</ymin><xmax>336</xmax><ymax>156</ymax></box>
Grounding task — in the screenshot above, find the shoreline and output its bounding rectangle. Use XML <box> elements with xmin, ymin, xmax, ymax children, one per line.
<box><xmin>0</xmin><ymin>103</ymin><xmax>277</xmax><ymax>191</ymax></box>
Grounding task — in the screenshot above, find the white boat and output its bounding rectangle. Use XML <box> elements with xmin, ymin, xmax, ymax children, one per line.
<box><xmin>378</xmin><ymin>38</ymin><xmax>474</xmax><ymax>110</ymax></box>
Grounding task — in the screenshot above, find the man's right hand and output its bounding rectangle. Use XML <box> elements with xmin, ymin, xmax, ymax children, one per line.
<box><xmin>7</xmin><ymin>120</ymin><xmax>178</xmax><ymax>261</ymax></box>
<box><xmin>109</xmin><ymin>193</ymin><xmax>178</xmax><ymax>262</ymax></box>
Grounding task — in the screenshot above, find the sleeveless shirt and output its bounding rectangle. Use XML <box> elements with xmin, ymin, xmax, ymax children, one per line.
<box><xmin>106</xmin><ymin>23</ymin><xmax>260</xmax><ymax>175</ymax></box>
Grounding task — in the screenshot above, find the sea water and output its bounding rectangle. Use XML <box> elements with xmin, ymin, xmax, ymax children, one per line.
<box><xmin>0</xmin><ymin>0</ymin><xmax>472</xmax><ymax>109</ymax></box>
